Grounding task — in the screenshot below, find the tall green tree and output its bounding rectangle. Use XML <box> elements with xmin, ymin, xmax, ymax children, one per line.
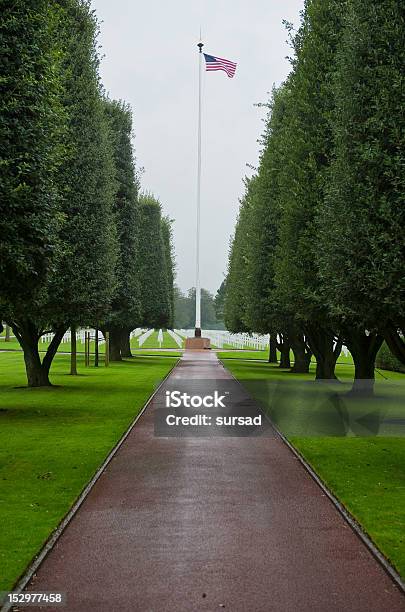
<box><xmin>1</xmin><ymin>0</ymin><xmax>118</xmax><ymax>386</ymax></box>
<box><xmin>0</xmin><ymin>1</ymin><xmax>67</xmax><ymax>386</ymax></box>
<box><xmin>214</xmin><ymin>278</ymin><xmax>227</xmax><ymax>323</ymax></box>
<box><xmin>138</xmin><ymin>194</ymin><xmax>171</xmax><ymax>329</ymax></box>
<box><xmin>317</xmin><ymin>0</ymin><xmax>404</xmax><ymax>389</ymax></box>
<box><xmin>161</xmin><ymin>216</ymin><xmax>175</xmax><ymax>329</ymax></box>
<box><xmin>224</xmin><ymin>187</ymin><xmax>252</xmax><ymax>334</ymax></box>
<box><xmin>243</xmin><ymin>90</ymin><xmax>293</xmax><ymax>367</ymax></box>
<box><xmin>53</xmin><ymin>0</ymin><xmax>117</xmax><ymax>330</ymax></box>
<box><xmin>100</xmin><ymin>99</ymin><xmax>140</xmax><ymax>361</ymax></box>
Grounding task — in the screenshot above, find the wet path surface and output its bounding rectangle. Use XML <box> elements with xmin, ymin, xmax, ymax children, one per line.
<box><xmin>24</xmin><ymin>351</ymin><xmax>404</xmax><ymax>611</ymax></box>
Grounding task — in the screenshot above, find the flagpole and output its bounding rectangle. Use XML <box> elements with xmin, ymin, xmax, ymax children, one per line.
<box><xmin>195</xmin><ymin>38</ymin><xmax>203</xmax><ymax>338</ymax></box>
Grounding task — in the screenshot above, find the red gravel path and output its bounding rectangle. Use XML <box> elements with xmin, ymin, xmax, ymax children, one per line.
<box><xmin>24</xmin><ymin>351</ymin><xmax>404</xmax><ymax>611</ymax></box>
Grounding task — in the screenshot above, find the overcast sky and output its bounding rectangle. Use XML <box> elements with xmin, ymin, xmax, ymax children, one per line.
<box><xmin>92</xmin><ymin>0</ymin><xmax>304</xmax><ymax>294</ymax></box>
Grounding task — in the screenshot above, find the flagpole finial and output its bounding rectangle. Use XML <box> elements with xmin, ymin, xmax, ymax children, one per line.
<box><xmin>198</xmin><ymin>26</ymin><xmax>203</xmax><ymax>52</ymax></box>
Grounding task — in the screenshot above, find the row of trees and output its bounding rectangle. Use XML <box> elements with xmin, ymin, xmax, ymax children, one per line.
<box><xmin>0</xmin><ymin>1</ymin><xmax>174</xmax><ymax>386</ymax></box>
<box><xmin>224</xmin><ymin>0</ymin><xmax>404</xmax><ymax>392</ymax></box>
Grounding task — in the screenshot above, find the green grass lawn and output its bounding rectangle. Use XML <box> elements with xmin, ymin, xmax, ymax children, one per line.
<box><xmin>0</xmin><ymin>351</ymin><xmax>178</xmax><ymax>591</ymax></box>
<box><xmin>133</xmin><ymin>349</ymin><xmax>182</xmax><ymax>357</ymax></box>
<box><xmin>0</xmin><ymin>338</ymin><xmax>23</xmax><ymax>351</ymax></box>
<box><xmin>217</xmin><ymin>350</ymin><xmax>268</xmax><ymax>360</ymax></box>
<box><xmin>222</xmin><ymin>357</ymin><xmax>405</xmax><ymax>578</ymax></box>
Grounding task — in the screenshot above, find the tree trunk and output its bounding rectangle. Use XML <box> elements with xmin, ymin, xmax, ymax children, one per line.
<box><xmin>290</xmin><ymin>331</ymin><xmax>312</xmax><ymax>374</ymax></box>
<box><xmin>306</xmin><ymin>325</ymin><xmax>341</xmax><ymax>380</ymax></box>
<box><xmin>382</xmin><ymin>326</ymin><xmax>405</xmax><ymax>365</ymax></box>
<box><xmin>13</xmin><ymin>322</ymin><xmax>66</xmax><ymax>387</ymax></box>
<box><xmin>120</xmin><ymin>327</ymin><xmax>133</xmax><ymax>358</ymax></box>
<box><xmin>94</xmin><ymin>328</ymin><xmax>99</xmax><ymax>367</ymax></box>
<box><xmin>277</xmin><ymin>334</ymin><xmax>291</xmax><ymax>369</ymax></box>
<box><xmin>5</xmin><ymin>324</ymin><xmax>11</xmax><ymax>342</ymax></box>
<box><xmin>70</xmin><ymin>325</ymin><xmax>77</xmax><ymax>375</ymax></box>
<box><xmin>24</xmin><ymin>345</ymin><xmax>50</xmax><ymax>387</ymax></box>
<box><xmin>108</xmin><ymin>328</ymin><xmax>122</xmax><ymax>361</ymax></box>
<box><xmin>345</xmin><ymin>329</ymin><xmax>383</xmax><ymax>395</ymax></box>
<box><xmin>268</xmin><ymin>333</ymin><xmax>278</xmax><ymax>363</ymax></box>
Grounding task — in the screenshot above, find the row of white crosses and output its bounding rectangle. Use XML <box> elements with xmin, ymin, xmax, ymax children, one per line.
<box><xmin>136</xmin><ymin>328</ymin><xmax>154</xmax><ymax>347</ymax></box>
<box><xmin>40</xmin><ymin>327</ymin><xmax>171</xmax><ymax>349</ymax></box>
<box><xmin>167</xmin><ymin>329</ymin><xmax>184</xmax><ymax>347</ymax></box>
<box><xmin>173</xmin><ymin>329</ymin><xmax>189</xmax><ymax>338</ymax></box>
<box><xmin>135</xmin><ymin>328</ymin><xmax>184</xmax><ymax>348</ymax></box>
<box><xmin>173</xmin><ymin>329</ymin><xmax>270</xmax><ymax>350</ymax></box>
<box><xmin>41</xmin><ymin>329</ymin><xmax>105</xmax><ymax>344</ymax></box>
<box><xmin>137</xmin><ymin>328</ymin><xmax>184</xmax><ymax>348</ymax></box>
<box><xmin>197</xmin><ymin>330</ymin><xmax>347</xmax><ymax>355</ymax></box>
<box><xmin>130</xmin><ymin>328</ymin><xmax>145</xmax><ymax>339</ymax></box>
<box><xmin>203</xmin><ymin>331</ymin><xmax>270</xmax><ymax>350</ymax></box>
<box><xmin>39</xmin><ymin>326</ymin><xmax>350</xmax><ymax>356</ymax></box>
<box><xmin>134</xmin><ymin>328</ymin><xmax>184</xmax><ymax>349</ymax></box>
<box><xmin>40</xmin><ymin>328</ymin><xmax>148</xmax><ymax>345</ymax></box>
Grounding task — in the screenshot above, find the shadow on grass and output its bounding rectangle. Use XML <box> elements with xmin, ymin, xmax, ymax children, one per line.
<box><xmin>240</xmin><ymin>378</ymin><xmax>403</xmax><ymax>437</ymax></box>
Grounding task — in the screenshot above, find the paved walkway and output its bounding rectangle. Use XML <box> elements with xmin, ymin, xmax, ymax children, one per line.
<box><xmin>25</xmin><ymin>352</ymin><xmax>404</xmax><ymax>611</ymax></box>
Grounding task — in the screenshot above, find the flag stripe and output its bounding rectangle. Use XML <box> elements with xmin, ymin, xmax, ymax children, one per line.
<box><xmin>206</xmin><ymin>64</ymin><xmax>236</xmax><ymax>71</ymax></box>
<box><xmin>207</xmin><ymin>61</ymin><xmax>236</xmax><ymax>69</ymax></box>
<box><xmin>206</xmin><ymin>68</ymin><xmax>236</xmax><ymax>75</ymax></box>
<box><xmin>210</xmin><ymin>56</ymin><xmax>235</xmax><ymax>66</ymax></box>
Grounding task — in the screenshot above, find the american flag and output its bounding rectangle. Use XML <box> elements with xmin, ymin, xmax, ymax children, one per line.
<box><xmin>203</xmin><ymin>53</ymin><xmax>237</xmax><ymax>78</ymax></box>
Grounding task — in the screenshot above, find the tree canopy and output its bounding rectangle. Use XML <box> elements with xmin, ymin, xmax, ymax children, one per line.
<box><xmin>0</xmin><ymin>0</ymin><xmax>66</xmax><ymax>309</ymax></box>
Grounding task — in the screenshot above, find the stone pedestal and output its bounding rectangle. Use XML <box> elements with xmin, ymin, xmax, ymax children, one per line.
<box><xmin>184</xmin><ymin>337</ymin><xmax>211</xmax><ymax>350</ymax></box>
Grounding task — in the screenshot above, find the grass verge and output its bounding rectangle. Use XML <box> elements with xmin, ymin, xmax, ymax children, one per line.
<box><xmin>217</xmin><ymin>350</ymin><xmax>268</xmax><ymax>360</ymax></box>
